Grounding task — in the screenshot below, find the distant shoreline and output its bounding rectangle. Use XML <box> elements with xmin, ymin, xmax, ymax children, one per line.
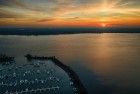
<box><xmin>0</xmin><ymin>28</ymin><xmax>140</xmax><ymax>35</ymax></box>
<box><xmin>0</xmin><ymin>32</ymin><xmax>140</xmax><ymax>36</ymax></box>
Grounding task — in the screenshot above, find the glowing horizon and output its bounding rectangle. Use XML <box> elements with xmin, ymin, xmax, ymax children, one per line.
<box><xmin>0</xmin><ymin>0</ymin><xmax>140</xmax><ymax>28</ymax></box>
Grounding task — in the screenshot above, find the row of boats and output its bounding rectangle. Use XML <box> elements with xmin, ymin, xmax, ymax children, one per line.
<box><xmin>4</xmin><ymin>86</ymin><xmax>60</xmax><ymax>94</ymax></box>
<box><xmin>0</xmin><ymin>76</ymin><xmax>60</xmax><ymax>86</ymax></box>
<box><xmin>0</xmin><ymin>69</ymin><xmax>55</xmax><ymax>79</ymax></box>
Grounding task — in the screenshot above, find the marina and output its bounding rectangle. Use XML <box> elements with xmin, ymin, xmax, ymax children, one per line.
<box><xmin>25</xmin><ymin>54</ymin><xmax>88</xmax><ymax>94</ymax></box>
<box><xmin>0</xmin><ymin>54</ymin><xmax>87</xmax><ymax>94</ymax></box>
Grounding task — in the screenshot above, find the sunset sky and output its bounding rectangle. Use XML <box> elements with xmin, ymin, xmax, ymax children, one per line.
<box><xmin>0</xmin><ymin>0</ymin><xmax>140</xmax><ymax>27</ymax></box>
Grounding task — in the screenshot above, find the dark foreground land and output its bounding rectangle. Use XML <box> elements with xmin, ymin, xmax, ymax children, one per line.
<box><xmin>0</xmin><ymin>27</ymin><xmax>140</xmax><ymax>35</ymax></box>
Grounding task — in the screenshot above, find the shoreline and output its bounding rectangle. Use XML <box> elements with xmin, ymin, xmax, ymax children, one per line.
<box><xmin>0</xmin><ymin>27</ymin><xmax>140</xmax><ymax>35</ymax></box>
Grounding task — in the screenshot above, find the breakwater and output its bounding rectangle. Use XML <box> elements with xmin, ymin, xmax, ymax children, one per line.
<box><xmin>25</xmin><ymin>54</ymin><xmax>88</xmax><ymax>94</ymax></box>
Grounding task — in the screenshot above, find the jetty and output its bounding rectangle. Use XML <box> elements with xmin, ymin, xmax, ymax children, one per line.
<box><xmin>25</xmin><ymin>54</ymin><xmax>88</xmax><ymax>94</ymax></box>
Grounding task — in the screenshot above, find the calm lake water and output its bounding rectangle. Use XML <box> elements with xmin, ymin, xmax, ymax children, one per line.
<box><xmin>0</xmin><ymin>33</ymin><xmax>140</xmax><ymax>94</ymax></box>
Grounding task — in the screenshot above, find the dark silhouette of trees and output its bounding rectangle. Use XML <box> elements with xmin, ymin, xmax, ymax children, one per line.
<box><xmin>0</xmin><ymin>54</ymin><xmax>15</xmax><ymax>65</ymax></box>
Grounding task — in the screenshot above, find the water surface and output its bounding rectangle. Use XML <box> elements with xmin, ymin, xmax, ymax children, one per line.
<box><xmin>0</xmin><ymin>33</ymin><xmax>140</xmax><ymax>94</ymax></box>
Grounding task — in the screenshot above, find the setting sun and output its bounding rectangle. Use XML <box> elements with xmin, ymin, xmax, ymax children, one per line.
<box><xmin>101</xmin><ymin>23</ymin><xmax>106</xmax><ymax>27</ymax></box>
